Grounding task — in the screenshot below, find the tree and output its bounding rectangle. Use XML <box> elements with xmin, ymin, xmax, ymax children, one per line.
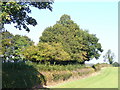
<box><xmin>103</xmin><ymin>49</ymin><xmax>115</xmax><ymax>64</ymax></box>
<box><xmin>0</xmin><ymin>1</ymin><xmax>54</xmax><ymax>32</ymax></box>
<box><xmin>1</xmin><ymin>31</ymin><xmax>14</xmax><ymax>62</ymax></box>
<box><xmin>22</xmin><ymin>42</ymin><xmax>71</xmax><ymax>63</ymax></box>
<box><xmin>1</xmin><ymin>30</ymin><xmax>34</xmax><ymax>62</ymax></box>
<box><xmin>21</xmin><ymin>45</ymin><xmax>39</xmax><ymax>62</ymax></box>
<box><xmin>40</xmin><ymin>14</ymin><xmax>103</xmax><ymax>64</ymax></box>
<box><xmin>81</xmin><ymin>32</ymin><xmax>103</xmax><ymax>61</ymax></box>
<box><xmin>11</xmin><ymin>34</ymin><xmax>34</xmax><ymax>62</ymax></box>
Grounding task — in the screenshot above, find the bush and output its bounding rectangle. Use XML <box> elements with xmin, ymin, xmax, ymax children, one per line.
<box><xmin>112</xmin><ymin>62</ymin><xmax>120</xmax><ymax>67</ymax></box>
<box><xmin>26</xmin><ymin>61</ymin><xmax>85</xmax><ymax>71</ymax></box>
<box><xmin>77</xmin><ymin>67</ymin><xmax>94</xmax><ymax>76</ymax></box>
<box><xmin>93</xmin><ymin>63</ymin><xmax>111</xmax><ymax>71</ymax></box>
<box><xmin>2</xmin><ymin>62</ymin><xmax>46</xmax><ymax>88</ymax></box>
<box><xmin>52</xmin><ymin>73</ymin><xmax>72</xmax><ymax>81</ymax></box>
<box><xmin>78</xmin><ymin>70</ymin><xmax>91</xmax><ymax>76</ymax></box>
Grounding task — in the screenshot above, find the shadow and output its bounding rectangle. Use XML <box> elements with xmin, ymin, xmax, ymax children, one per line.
<box><xmin>91</xmin><ymin>65</ymin><xmax>97</xmax><ymax>71</ymax></box>
<box><xmin>40</xmin><ymin>60</ymin><xmax>84</xmax><ymax>65</ymax></box>
<box><xmin>2</xmin><ymin>62</ymin><xmax>47</xmax><ymax>89</ymax></box>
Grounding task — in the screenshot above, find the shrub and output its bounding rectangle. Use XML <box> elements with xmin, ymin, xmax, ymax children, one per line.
<box><xmin>93</xmin><ymin>63</ymin><xmax>111</xmax><ymax>71</ymax></box>
<box><xmin>112</xmin><ymin>62</ymin><xmax>120</xmax><ymax>67</ymax></box>
<box><xmin>77</xmin><ymin>67</ymin><xmax>94</xmax><ymax>76</ymax></box>
<box><xmin>2</xmin><ymin>62</ymin><xmax>46</xmax><ymax>88</ymax></box>
<box><xmin>26</xmin><ymin>61</ymin><xmax>85</xmax><ymax>71</ymax></box>
<box><xmin>62</xmin><ymin>73</ymin><xmax>72</xmax><ymax>81</ymax></box>
<box><xmin>52</xmin><ymin>73</ymin><xmax>72</xmax><ymax>81</ymax></box>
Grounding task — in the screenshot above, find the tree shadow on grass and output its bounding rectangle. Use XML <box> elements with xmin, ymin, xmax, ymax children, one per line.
<box><xmin>2</xmin><ymin>62</ymin><xmax>48</xmax><ymax>89</ymax></box>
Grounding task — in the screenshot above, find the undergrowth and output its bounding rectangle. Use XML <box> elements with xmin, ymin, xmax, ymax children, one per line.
<box><xmin>26</xmin><ymin>61</ymin><xmax>86</xmax><ymax>71</ymax></box>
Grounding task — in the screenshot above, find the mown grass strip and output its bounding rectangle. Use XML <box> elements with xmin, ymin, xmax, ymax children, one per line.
<box><xmin>52</xmin><ymin>67</ymin><xmax>118</xmax><ymax>88</ymax></box>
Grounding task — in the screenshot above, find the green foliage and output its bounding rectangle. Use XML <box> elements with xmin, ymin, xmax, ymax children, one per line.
<box><xmin>1</xmin><ymin>31</ymin><xmax>14</xmax><ymax>60</ymax></box>
<box><xmin>103</xmin><ymin>49</ymin><xmax>115</xmax><ymax>64</ymax></box>
<box><xmin>37</xmin><ymin>42</ymin><xmax>71</xmax><ymax>61</ymax></box>
<box><xmin>52</xmin><ymin>73</ymin><xmax>72</xmax><ymax>81</ymax></box>
<box><xmin>22</xmin><ymin>42</ymin><xmax>70</xmax><ymax>62</ymax></box>
<box><xmin>1</xmin><ymin>30</ymin><xmax>33</xmax><ymax>62</ymax></box>
<box><xmin>77</xmin><ymin>68</ymin><xmax>94</xmax><ymax>76</ymax></box>
<box><xmin>22</xmin><ymin>45</ymin><xmax>39</xmax><ymax>62</ymax></box>
<box><xmin>112</xmin><ymin>62</ymin><xmax>120</xmax><ymax>67</ymax></box>
<box><xmin>2</xmin><ymin>62</ymin><xmax>46</xmax><ymax>88</ymax></box>
<box><xmin>40</xmin><ymin>14</ymin><xmax>103</xmax><ymax>63</ymax></box>
<box><xmin>41</xmin><ymin>66</ymin><xmax>95</xmax><ymax>83</ymax></box>
<box><xmin>56</xmin><ymin>14</ymin><xmax>79</xmax><ymax>30</ymax></box>
<box><xmin>26</xmin><ymin>61</ymin><xmax>85</xmax><ymax>71</ymax></box>
<box><xmin>1</xmin><ymin>1</ymin><xmax>54</xmax><ymax>32</ymax></box>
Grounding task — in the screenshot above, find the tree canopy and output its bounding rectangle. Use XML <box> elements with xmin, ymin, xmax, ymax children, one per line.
<box><xmin>1</xmin><ymin>30</ymin><xmax>33</xmax><ymax>62</ymax></box>
<box><xmin>40</xmin><ymin>14</ymin><xmax>103</xmax><ymax>64</ymax></box>
<box><xmin>1</xmin><ymin>14</ymin><xmax>103</xmax><ymax>65</ymax></box>
<box><xmin>22</xmin><ymin>42</ymin><xmax>71</xmax><ymax>64</ymax></box>
<box><xmin>0</xmin><ymin>1</ymin><xmax>54</xmax><ymax>32</ymax></box>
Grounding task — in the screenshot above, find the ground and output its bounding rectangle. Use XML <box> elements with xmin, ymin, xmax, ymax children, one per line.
<box><xmin>49</xmin><ymin>67</ymin><xmax>118</xmax><ymax>88</ymax></box>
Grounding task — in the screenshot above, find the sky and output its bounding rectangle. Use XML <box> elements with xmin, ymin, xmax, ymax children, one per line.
<box><xmin>4</xmin><ymin>1</ymin><xmax>118</xmax><ymax>63</ymax></box>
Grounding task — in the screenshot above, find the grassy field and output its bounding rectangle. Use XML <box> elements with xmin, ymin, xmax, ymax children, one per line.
<box><xmin>52</xmin><ymin>67</ymin><xmax>118</xmax><ymax>88</ymax></box>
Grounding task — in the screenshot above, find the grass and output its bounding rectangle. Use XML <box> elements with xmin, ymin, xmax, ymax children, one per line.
<box><xmin>52</xmin><ymin>67</ymin><xmax>118</xmax><ymax>88</ymax></box>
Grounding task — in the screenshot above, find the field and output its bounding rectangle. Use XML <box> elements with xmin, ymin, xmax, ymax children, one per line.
<box><xmin>51</xmin><ymin>67</ymin><xmax>118</xmax><ymax>88</ymax></box>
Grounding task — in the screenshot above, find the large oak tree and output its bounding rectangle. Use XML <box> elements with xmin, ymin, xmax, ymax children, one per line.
<box><xmin>40</xmin><ymin>14</ymin><xmax>103</xmax><ymax>64</ymax></box>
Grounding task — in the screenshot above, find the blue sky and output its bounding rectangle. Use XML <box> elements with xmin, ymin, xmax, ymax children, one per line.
<box><xmin>5</xmin><ymin>1</ymin><xmax>118</xmax><ymax>63</ymax></box>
